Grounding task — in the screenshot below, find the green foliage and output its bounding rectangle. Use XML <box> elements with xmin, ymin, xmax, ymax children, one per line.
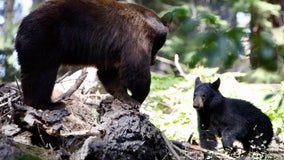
<box><xmin>250</xmin><ymin>31</ymin><xmax>278</xmax><ymax>71</ymax></box>
<box><xmin>190</xmin><ymin>28</ymin><xmax>243</xmax><ymax>68</ymax></box>
<box><xmin>264</xmin><ymin>86</ymin><xmax>284</xmax><ymax>139</ymax></box>
<box><xmin>232</xmin><ymin>0</ymin><xmax>282</xmax><ymax>71</ymax></box>
<box><xmin>243</xmin><ymin>68</ymin><xmax>283</xmax><ymax>83</ymax></box>
<box><xmin>157</xmin><ymin>0</ymin><xmax>283</xmax><ymax>72</ymax></box>
<box><xmin>160</xmin><ymin>4</ymin><xmax>245</xmax><ymax>70</ymax></box>
<box><xmin>0</xmin><ymin>48</ymin><xmax>20</xmax><ymax>82</ymax></box>
<box><xmin>143</xmin><ymin>72</ymin><xmax>195</xmax><ymax>140</ymax></box>
<box><xmin>0</xmin><ymin>8</ymin><xmax>21</xmax><ymax>82</ymax></box>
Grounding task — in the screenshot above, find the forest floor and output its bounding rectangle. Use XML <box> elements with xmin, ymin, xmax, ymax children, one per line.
<box><xmin>0</xmin><ymin>68</ymin><xmax>284</xmax><ymax>160</ymax></box>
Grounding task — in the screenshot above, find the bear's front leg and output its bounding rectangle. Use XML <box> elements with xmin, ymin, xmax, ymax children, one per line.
<box><xmin>199</xmin><ymin>128</ymin><xmax>218</xmax><ymax>150</ymax></box>
<box><xmin>119</xmin><ymin>46</ymin><xmax>152</xmax><ymax>106</ymax></box>
<box><xmin>199</xmin><ymin>127</ymin><xmax>218</xmax><ymax>159</ymax></box>
<box><xmin>97</xmin><ymin>69</ymin><xmax>140</xmax><ymax>108</ymax></box>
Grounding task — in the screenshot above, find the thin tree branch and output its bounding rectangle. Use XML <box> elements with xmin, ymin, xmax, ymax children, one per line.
<box><xmin>174</xmin><ymin>54</ymin><xmax>188</xmax><ymax>80</ymax></box>
<box><xmin>189</xmin><ymin>145</ymin><xmax>235</xmax><ymax>160</ymax></box>
<box><xmin>161</xmin><ymin>132</ymin><xmax>181</xmax><ymax>160</ymax></box>
<box><xmin>156</xmin><ymin>56</ymin><xmax>175</xmax><ymax>66</ymax></box>
<box><xmin>172</xmin><ymin>144</ymin><xmax>194</xmax><ymax>160</ymax></box>
<box><xmin>54</xmin><ymin>69</ymin><xmax>88</xmax><ymax>102</ymax></box>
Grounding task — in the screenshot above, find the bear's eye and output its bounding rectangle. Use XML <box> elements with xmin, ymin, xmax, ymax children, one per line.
<box><xmin>202</xmin><ymin>94</ymin><xmax>206</xmax><ymax>99</ymax></box>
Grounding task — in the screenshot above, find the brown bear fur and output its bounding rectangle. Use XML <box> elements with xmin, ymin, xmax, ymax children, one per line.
<box><xmin>15</xmin><ymin>0</ymin><xmax>169</xmax><ymax>109</ymax></box>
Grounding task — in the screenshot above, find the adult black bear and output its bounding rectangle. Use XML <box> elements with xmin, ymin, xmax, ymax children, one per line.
<box><xmin>193</xmin><ymin>77</ymin><xmax>273</xmax><ymax>153</ymax></box>
<box><xmin>15</xmin><ymin>0</ymin><xmax>170</xmax><ymax>109</ymax></box>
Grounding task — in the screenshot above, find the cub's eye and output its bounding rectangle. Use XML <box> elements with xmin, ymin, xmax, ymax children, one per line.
<box><xmin>193</xmin><ymin>94</ymin><xmax>196</xmax><ymax>98</ymax></box>
<box><xmin>202</xmin><ymin>94</ymin><xmax>206</xmax><ymax>98</ymax></box>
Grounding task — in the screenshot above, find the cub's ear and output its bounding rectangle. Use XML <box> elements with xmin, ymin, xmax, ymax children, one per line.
<box><xmin>210</xmin><ymin>78</ymin><xmax>220</xmax><ymax>91</ymax></box>
<box><xmin>195</xmin><ymin>77</ymin><xmax>201</xmax><ymax>85</ymax></box>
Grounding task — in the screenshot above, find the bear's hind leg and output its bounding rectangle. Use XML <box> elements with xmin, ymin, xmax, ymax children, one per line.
<box><xmin>21</xmin><ymin>66</ymin><xmax>62</xmax><ymax>109</ymax></box>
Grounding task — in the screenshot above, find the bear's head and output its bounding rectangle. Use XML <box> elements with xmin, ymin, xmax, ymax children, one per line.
<box><xmin>193</xmin><ymin>77</ymin><xmax>220</xmax><ymax>109</ymax></box>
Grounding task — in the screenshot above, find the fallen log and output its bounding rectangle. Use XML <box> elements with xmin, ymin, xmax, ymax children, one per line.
<box><xmin>77</xmin><ymin>98</ymin><xmax>172</xmax><ymax>160</ymax></box>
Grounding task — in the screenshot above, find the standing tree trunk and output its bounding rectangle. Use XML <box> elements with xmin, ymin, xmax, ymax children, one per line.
<box><xmin>32</xmin><ymin>0</ymin><xmax>44</xmax><ymax>9</ymax></box>
<box><xmin>2</xmin><ymin>0</ymin><xmax>14</xmax><ymax>41</ymax></box>
<box><xmin>3</xmin><ymin>0</ymin><xmax>14</xmax><ymax>26</ymax></box>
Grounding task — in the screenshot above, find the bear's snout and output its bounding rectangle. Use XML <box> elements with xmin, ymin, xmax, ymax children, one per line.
<box><xmin>193</xmin><ymin>95</ymin><xmax>203</xmax><ymax>109</ymax></box>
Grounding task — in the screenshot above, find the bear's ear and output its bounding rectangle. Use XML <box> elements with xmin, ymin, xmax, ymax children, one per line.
<box><xmin>210</xmin><ymin>78</ymin><xmax>220</xmax><ymax>91</ymax></box>
<box><xmin>195</xmin><ymin>77</ymin><xmax>201</xmax><ymax>85</ymax></box>
<box><xmin>161</xmin><ymin>11</ymin><xmax>173</xmax><ymax>27</ymax></box>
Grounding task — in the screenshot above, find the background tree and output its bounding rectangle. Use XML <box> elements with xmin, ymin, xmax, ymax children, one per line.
<box><xmin>0</xmin><ymin>0</ymin><xmax>18</xmax><ymax>81</ymax></box>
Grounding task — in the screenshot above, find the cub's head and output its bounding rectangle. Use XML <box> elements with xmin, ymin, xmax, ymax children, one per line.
<box><xmin>193</xmin><ymin>77</ymin><xmax>220</xmax><ymax>109</ymax></box>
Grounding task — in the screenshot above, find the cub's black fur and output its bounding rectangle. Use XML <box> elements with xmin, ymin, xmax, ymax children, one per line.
<box><xmin>193</xmin><ymin>77</ymin><xmax>273</xmax><ymax>153</ymax></box>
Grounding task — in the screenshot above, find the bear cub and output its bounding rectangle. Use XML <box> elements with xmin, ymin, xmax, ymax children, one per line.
<box><xmin>193</xmin><ymin>77</ymin><xmax>273</xmax><ymax>153</ymax></box>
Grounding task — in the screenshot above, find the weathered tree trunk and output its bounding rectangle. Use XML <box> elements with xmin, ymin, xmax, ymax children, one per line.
<box><xmin>82</xmin><ymin>98</ymin><xmax>171</xmax><ymax>160</ymax></box>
